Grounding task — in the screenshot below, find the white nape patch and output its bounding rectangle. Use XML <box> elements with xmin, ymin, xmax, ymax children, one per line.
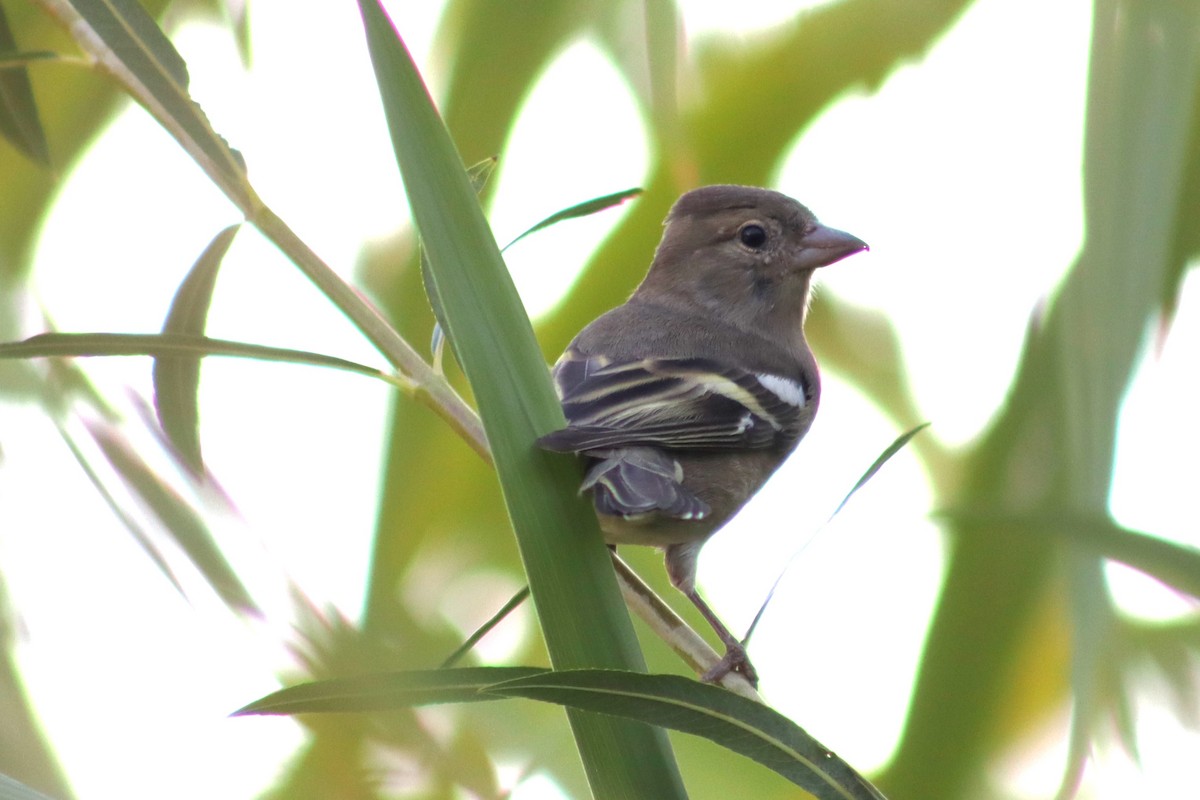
<box><xmin>756</xmin><ymin>373</ymin><xmax>807</xmax><ymax>407</ymax></box>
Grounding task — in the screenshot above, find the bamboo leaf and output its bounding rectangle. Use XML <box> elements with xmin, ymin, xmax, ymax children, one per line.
<box><xmin>235</xmin><ymin>667</ymin><xmax>549</xmax><ymax>716</ymax></box>
<box><xmin>487</xmin><ymin>670</ymin><xmax>888</xmax><ymax>800</ymax></box>
<box><xmin>153</xmin><ymin>224</ymin><xmax>240</xmax><ymax>473</ymax></box>
<box><xmin>502</xmin><ymin>187</ymin><xmax>642</xmax><ymax>250</ymax></box>
<box><xmin>354</xmin><ymin>2</ymin><xmax>687</xmax><ymax>796</ymax></box>
<box><xmin>828</xmin><ymin>423</ymin><xmax>930</xmax><ymax>523</ymax></box>
<box><xmin>42</xmin><ymin>0</ymin><xmax>249</xmax><ymax>204</ymax></box>
<box><xmin>745</xmin><ymin>424</ymin><xmax>930</xmax><ymax>643</ymax></box>
<box><xmin>946</xmin><ymin>510</ymin><xmax>1200</xmax><ymax>601</ymax></box>
<box><xmin>440</xmin><ymin>586</ymin><xmax>530</xmax><ymax>668</ymax></box>
<box><xmin>0</xmin><ymin>332</ymin><xmax>385</xmax><ymax>379</ymax></box>
<box><xmin>0</xmin><ymin>3</ymin><xmax>51</xmax><ymax>166</ymax></box>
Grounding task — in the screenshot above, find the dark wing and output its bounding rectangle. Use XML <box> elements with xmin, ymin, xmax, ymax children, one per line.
<box><xmin>580</xmin><ymin>448</ymin><xmax>711</xmax><ymax>521</ymax></box>
<box><xmin>537</xmin><ymin>351</ymin><xmax>812</xmax><ymax>453</ymax></box>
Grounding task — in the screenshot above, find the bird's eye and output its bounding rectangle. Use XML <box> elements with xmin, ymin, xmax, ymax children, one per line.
<box><xmin>739</xmin><ymin>223</ymin><xmax>768</xmax><ymax>249</ymax></box>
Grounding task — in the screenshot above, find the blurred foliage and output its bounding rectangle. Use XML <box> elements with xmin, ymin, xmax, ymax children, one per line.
<box><xmin>2</xmin><ymin>0</ymin><xmax>1198</xmax><ymax>798</ymax></box>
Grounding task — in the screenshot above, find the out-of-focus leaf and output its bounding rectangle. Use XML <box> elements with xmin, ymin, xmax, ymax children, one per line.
<box><xmin>56</xmin><ymin>420</ymin><xmax>185</xmax><ymax>597</ymax></box>
<box><xmin>488</xmin><ymin>670</ymin><xmax>888</xmax><ymax>800</ymax></box>
<box><xmin>0</xmin><ymin>580</ymin><xmax>72</xmax><ymax>800</ymax></box>
<box><xmin>0</xmin><ymin>50</ymin><xmax>60</xmax><ymax>66</ymax></box>
<box><xmin>169</xmin><ymin>0</ymin><xmax>251</xmax><ymax>65</ymax></box>
<box><xmin>153</xmin><ymin>224</ymin><xmax>239</xmax><ymax>473</ymax></box>
<box><xmin>41</xmin><ymin>0</ymin><xmax>249</xmax><ymax>204</ymax></box>
<box><xmin>438</xmin><ymin>0</ymin><xmax>586</xmax><ymax>167</ymax></box>
<box><xmin>1053</xmin><ymin>3</ymin><xmax>1200</xmax><ymax>794</ymax></box>
<box><xmin>87</xmin><ymin>419</ymin><xmax>257</xmax><ymax>614</ymax></box>
<box><xmin>887</xmin><ymin>2</ymin><xmax>1200</xmax><ymax>797</ymax></box>
<box><xmin>1125</xmin><ymin>619</ymin><xmax>1200</xmax><ymax>728</ymax></box>
<box><xmin>592</xmin><ymin>0</ymin><xmax>680</xmax><ymax>141</ymax></box>
<box><xmin>502</xmin><ymin>187</ymin><xmax>642</xmax><ymax>250</ymax></box>
<box><xmin>1164</xmin><ymin>75</ymin><xmax>1200</xmax><ymax>323</ymax></box>
<box><xmin>1</xmin><ymin>0</ymin><xmax>174</xmax><ymax>279</ymax></box>
<box><xmin>235</xmin><ymin>666</ymin><xmax>550</xmax><ymax>716</ymax></box>
<box><xmin>948</xmin><ymin>510</ymin><xmax>1200</xmax><ymax>601</ymax></box>
<box><xmin>355</xmin><ymin>2</ymin><xmax>687</xmax><ymax>796</ymax></box>
<box><xmin>0</xmin><ymin>772</ymin><xmax>59</xmax><ymax>800</ymax></box>
<box><xmin>445</xmin><ymin>728</ymin><xmax>502</xmax><ymax>800</ymax></box>
<box><xmin>0</xmin><ymin>332</ymin><xmax>385</xmax><ymax>379</ymax></box>
<box><xmin>0</xmin><ymin>3</ymin><xmax>51</xmax><ymax>166</ymax></box>
<box><xmin>805</xmin><ymin>296</ymin><xmax>947</xmax><ymax>480</ymax></box>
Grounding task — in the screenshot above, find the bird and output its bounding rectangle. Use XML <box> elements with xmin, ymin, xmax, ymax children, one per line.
<box><xmin>537</xmin><ymin>185</ymin><xmax>868</xmax><ymax>685</ymax></box>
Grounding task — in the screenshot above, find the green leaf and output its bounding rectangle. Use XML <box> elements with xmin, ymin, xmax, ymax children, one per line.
<box><xmin>0</xmin><ymin>3</ymin><xmax>51</xmax><ymax>166</ymax></box>
<box><xmin>431</xmin><ymin>178</ymin><xmax>633</xmax><ymax>368</ymax></box>
<box><xmin>0</xmin><ymin>332</ymin><xmax>385</xmax><ymax>379</ymax></box>
<box><xmin>153</xmin><ymin>224</ymin><xmax>240</xmax><ymax>473</ymax></box>
<box><xmin>440</xmin><ymin>586</ymin><xmax>530</xmax><ymax>668</ymax></box>
<box><xmin>745</xmin><ymin>424</ymin><xmax>930</xmax><ymax>643</ymax></box>
<box><xmin>502</xmin><ymin>187</ymin><xmax>642</xmax><ymax>250</ymax></box>
<box><xmin>488</xmin><ymin>670</ymin><xmax>888</xmax><ymax>800</ymax></box>
<box><xmin>235</xmin><ymin>665</ymin><xmax>888</xmax><ymax>798</ymax></box>
<box><xmin>234</xmin><ymin>666</ymin><xmax>550</xmax><ymax>716</ymax></box>
<box><xmin>53</xmin><ymin>0</ymin><xmax>248</xmax><ymax>203</ymax></box>
<box><xmin>354</xmin><ymin>2</ymin><xmax>687</xmax><ymax>797</ymax></box>
<box><xmin>827</xmin><ymin>423</ymin><xmax>930</xmax><ymax>522</ymax></box>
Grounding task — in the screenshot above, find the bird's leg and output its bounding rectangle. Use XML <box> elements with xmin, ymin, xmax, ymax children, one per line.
<box><xmin>665</xmin><ymin>542</ymin><xmax>758</xmax><ymax>686</ymax></box>
<box><xmin>684</xmin><ymin>588</ymin><xmax>758</xmax><ymax>687</ymax></box>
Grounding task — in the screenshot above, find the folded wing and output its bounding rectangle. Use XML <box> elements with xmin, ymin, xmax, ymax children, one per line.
<box><xmin>538</xmin><ymin>351</ymin><xmax>811</xmax><ymax>453</ymax></box>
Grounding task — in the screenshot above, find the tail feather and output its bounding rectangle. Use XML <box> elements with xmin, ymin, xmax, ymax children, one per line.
<box><xmin>580</xmin><ymin>448</ymin><xmax>710</xmax><ymax>521</ymax></box>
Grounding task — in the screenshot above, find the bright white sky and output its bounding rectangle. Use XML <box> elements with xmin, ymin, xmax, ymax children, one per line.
<box><xmin>2</xmin><ymin>0</ymin><xmax>1198</xmax><ymax>798</ymax></box>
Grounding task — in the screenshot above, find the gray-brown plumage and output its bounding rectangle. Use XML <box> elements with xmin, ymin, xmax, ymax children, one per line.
<box><xmin>538</xmin><ymin>185</ymin><xmax>868</xmax><ymax>685</ymax></box>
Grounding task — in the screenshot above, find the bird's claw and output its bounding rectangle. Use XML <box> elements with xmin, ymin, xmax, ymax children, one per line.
<box><xmin>701</xmin><ymin>642</ymin><xmax>758</xmax><ymax>688</ymax></box>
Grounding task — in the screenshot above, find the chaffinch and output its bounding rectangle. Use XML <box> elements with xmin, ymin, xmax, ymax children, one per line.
<box><xmin>539</xmin><ymin>185</ymin><xmax>868</xmax><ymax>685</ymax></box>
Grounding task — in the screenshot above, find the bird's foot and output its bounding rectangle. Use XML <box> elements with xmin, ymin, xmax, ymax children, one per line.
<box><xmin>701</xmin><ymin>641</ymin><xmax>758</xmax><ymax>687</ymax></box>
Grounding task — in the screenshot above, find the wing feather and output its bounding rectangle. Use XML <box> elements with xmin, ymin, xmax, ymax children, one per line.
<box><xmin>538</xmin><ymin>352</ymin><xmax>812</xmax><ymax>453</ymax></box>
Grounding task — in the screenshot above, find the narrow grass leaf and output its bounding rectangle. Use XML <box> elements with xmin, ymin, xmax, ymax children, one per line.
<box><xmin>488</xmin><ymin>670</ymin><xmax>888</xmax><ymax>800</ymax></box>
<box><xmin>440</xmin><ymin>586</ymin><xmax>530</xmax><ymax>668</ymax></box>
<box><xmin>502</xmin><ymin>187</ymin><xmax>642</xmax><ymax>250</ymax></box>
<box><xmin>0</xmin><ymin>332</ymin><xmax>385</xmax><ymax>379</ymax></box>
<box><xmin>826</xmin><ymin>422</ymin><xmax>930</xmax><ymax>522</ymax></box>
<box><xmin>0</xmin><ymin>4</ymin><xmax>51</xmax><ymax>166</ymax></box>
<box><xmin>355</xmin><ymin>3</ymin><xmax>687</xmax><ymax>796</ymax></box>
<box><xmin>745</xmin><ymin>423</ymin><xmax>929</xmax><ymax>642</ymax></box>
<box><xmin>234</xmin><ymin>666</ymin><xmax>549</xmax><ymax>716</ymax></box>
<box><xmin>50</xmin><ymin>0</ymin><xmax>249</xmax><ymax>203</ymax></box>
<box><xmin>153</xmin><ymin>224</ymin><xmax>239</xmax><ymax>473</ymax></box>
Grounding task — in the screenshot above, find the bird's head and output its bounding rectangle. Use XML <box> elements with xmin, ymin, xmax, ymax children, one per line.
<box><xmin>639</xmin><ymin>185</ymin><xmax>868</xmax><ymax>331</ymax></box>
